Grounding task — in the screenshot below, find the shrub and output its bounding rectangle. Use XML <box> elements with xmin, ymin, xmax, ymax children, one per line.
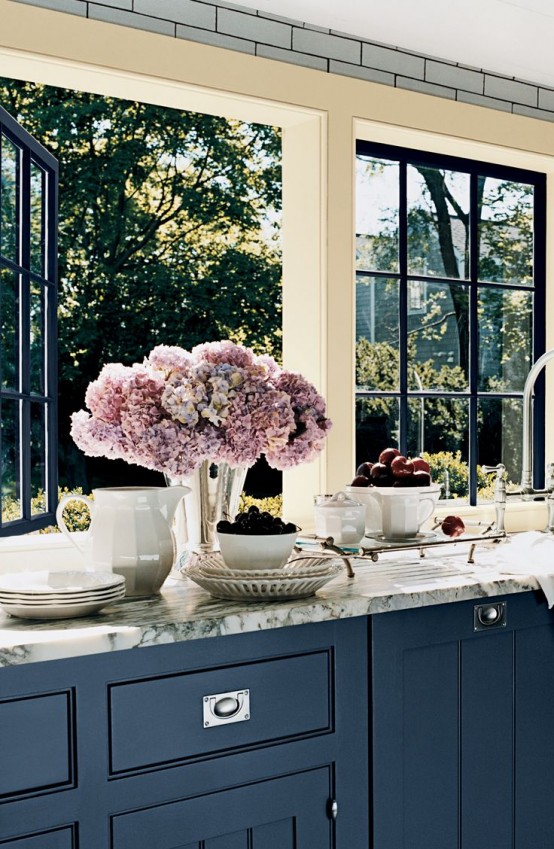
<box><xmin>238</xmin><ymin>493</ymin><xmax>283</xmax><ymax>518</ymax></box>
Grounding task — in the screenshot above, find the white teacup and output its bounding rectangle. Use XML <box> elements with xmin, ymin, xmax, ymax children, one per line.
<box><xmin>370</xmin><ymin>484</ymin><xmax>441</xmax><ymax>540</ymax></box>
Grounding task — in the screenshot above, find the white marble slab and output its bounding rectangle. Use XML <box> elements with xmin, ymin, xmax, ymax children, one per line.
<box><xmin>0</xmin><ymin>544</ymin><xmax>539</xmax><ymax>667</ymax></box>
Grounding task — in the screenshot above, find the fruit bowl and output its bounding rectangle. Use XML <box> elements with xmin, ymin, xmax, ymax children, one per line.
<box><xmin>217</xmin><ymin>529</ymin><xmax>299</xmax><ymax>571</ymax></box>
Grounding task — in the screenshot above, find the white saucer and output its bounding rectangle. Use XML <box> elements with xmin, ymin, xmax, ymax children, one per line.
<box><xmin>365</xmin><ymin>531</ymin><xmax>437</xmax><ymax>545</ymax></box>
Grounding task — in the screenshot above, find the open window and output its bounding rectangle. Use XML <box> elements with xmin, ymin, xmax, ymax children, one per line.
<box><xmin>0</xmin><ymin>105</ymin><xmax>58</xmax><ymax>534</ymax></box>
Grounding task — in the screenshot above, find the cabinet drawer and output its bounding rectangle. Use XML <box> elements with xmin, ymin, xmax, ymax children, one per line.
<box><xmin>108</xmin><ymin>650</ymin><xmax>332</xmax><ymax>775</ymax></box>
<box><xmin>0</xmin><ymin>692</ymin><xmax>74</xmax><ymax>800</ymax></box>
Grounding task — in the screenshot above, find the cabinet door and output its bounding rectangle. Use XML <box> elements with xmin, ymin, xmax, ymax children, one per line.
<box><xmin>111</xmin><ymin>768</ymin><xmax>332</xmax><ymax>849</ymax></box>
<box><xmin>371</xmin><ymin>597</ymin><xmax>516</xmax><ymax>849</ymax></box>
<box><xmin>514</xmin><ymin>621</ymin><xmax>554</xmax><ymax>847</ymax></box>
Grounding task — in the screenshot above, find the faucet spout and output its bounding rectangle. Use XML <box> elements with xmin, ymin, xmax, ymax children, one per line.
<box><xmin>521</xmin><ymin>348</ymin><xmax>554</xmax><ymax>493</ymax></box>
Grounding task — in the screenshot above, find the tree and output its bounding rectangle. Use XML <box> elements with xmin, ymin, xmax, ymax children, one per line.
<box><xmin>0</xmin><ymin>79</ymin><xmax>282</xmax><ymax>489</ymax></box>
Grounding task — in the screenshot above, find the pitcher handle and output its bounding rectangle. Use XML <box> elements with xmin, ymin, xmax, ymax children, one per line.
<box><xmin>417</xmin><ymin>495</ymin><xmax>436</xmax><ymax>527</ymax></box>
<box><xmin>56</xmin><ymin>494</ymin><xmax>93</xmax><ymax>556</ymax></box>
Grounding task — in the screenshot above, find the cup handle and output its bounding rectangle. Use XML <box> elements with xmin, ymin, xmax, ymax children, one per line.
<box><xmin>417</xmin><ymin>496</ymin><xmax>436</xmax><ymax>527</ymax></box>
<box><xmin>56</xmin><ymin>494</ymin><xmax>93</xmax><ymax>556</ymax></box>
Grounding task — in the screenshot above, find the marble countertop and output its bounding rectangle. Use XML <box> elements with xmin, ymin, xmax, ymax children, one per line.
<box><xmin>0</xmin><ymin>540</ymin><xmax>540</xmax><ymax>668</ymax></box>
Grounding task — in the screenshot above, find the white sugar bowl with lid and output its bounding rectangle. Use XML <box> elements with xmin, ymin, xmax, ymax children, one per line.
<box><xmin>314</xmin><ymin>491</ymin><xmax>365</xmax><ymax>545</ymax></box>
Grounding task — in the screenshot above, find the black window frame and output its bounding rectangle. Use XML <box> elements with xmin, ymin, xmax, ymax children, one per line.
<box><xmin>355</xmin><ymin>139</ymin><xmax>546</xmax><ymax>504</ymax></box>
<box><xmin>0</xmin><ymin>104</ymin><xmax>58</xmax><ymax>535</ymax></box>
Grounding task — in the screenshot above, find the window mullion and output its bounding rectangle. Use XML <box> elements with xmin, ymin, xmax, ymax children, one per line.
<box><xmin>19</xmin><ymin>148</ymin><xmax>31</xmax><ymax>521</ymax></box>
<box><xmin>532</xmin><ymin>176</ymin><xmax>547</xmax><ymax>489</ymax></box>
<box><xmin>399</xmin><ymin>160</ymin><xmax>408</xmax><ymax>455</ymax></box>
<box><xmin>468</xmin><ymin>171</ymin><xmax>479</xmax><ymax>505</ymax></box>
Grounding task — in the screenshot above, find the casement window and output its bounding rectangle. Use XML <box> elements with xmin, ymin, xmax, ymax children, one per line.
<box><xmin>0</xmin><ymin>105</ymin><xmax>58</xmax><ymax>534</ymax></box>
<box><xmin>355</xmin><ymin>140</ymin><xmax>546</xmax><ymax>503</ymax></box>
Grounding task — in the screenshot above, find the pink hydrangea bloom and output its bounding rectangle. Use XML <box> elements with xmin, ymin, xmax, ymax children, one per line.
<box><xmin>265</xmin><ymin>370</ymin><xmax>333</xmax><ymax>471</ymax></box>
<box><xmin>70</xmin><ymin>341</ymin><xmax>332</xmax><ymax>474</ymax></box>
<box><xmin>146</xmin><ymin>345</ymin><xmax>192</xmax><ymax>375</ymax></box>
<box><xmin>84</xmin><ymin>363</ymin><xmax>134</xmax><ymax>424</ymax></box>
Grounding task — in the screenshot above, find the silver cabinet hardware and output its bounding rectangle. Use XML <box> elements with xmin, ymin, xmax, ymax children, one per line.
<box><xmin>328</xmin><ymin>799</ymin><xmax>339</xmax><ymax>820</ymax></box>
<box><xmin>474</xmin><ymin>601</ymin><xmax>507</xmax><ymax>631</ymax></box>
<box><xmin>203</xmin><ymin>689</ymin><xmax>250</xmax><ymax>727</ymax></box>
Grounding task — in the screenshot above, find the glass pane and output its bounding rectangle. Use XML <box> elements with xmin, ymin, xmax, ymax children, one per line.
<box><xmin>407</xmin><ymin>281</ymin><xmax>469</xmax><ymax>390</ymax></box>
<box><xmin>0</xmin><ymin>265</ymin><xmax>19</xmax><ymax>390</ymax></box>
<box><xmin>356</xmin><ymin>155</ymin><xmax>399</xmax><ymax>273</ymax></box>
<box><xmin>356</xmin><ymin>276</ymin><xmax>399</xmax><ymax>390</ymax></box>
<box><xmin>478</xmin><ymin>177</ymin><xmax>534</xmax><ymax>286</ymax></box>
<box><xmin>31</xmin><ymin>402</ymin><xmax>46</xmax><ymax>515</ymax></box>
<box><xmin>478</xmin><ymin>287</ymin><xmax>532</xmax><ymax>392</ymax></box>
<box><xmin>30</xmin><ymin>161</ymin><xmax>45</xmax><ymax>276</ymax></box>
<box><xmin>356</xmin><ymin>396</ymin><xmax>399</xmax><ymax>467</ymax></box>
<box><xmin>1</xmin><ymin>398</ymin><xmax>21</xmax><ymax>522</ymax></box>
<box><xmin>1</xmin><ymin>134</ymin><xmax>19</xmax><ymax>263</ymax></box>
<box><xmin>478</xmin><ymin>397</ymin><xmax>522</xmax><ymax>500</ymax></box>
<box><xmin>407</xmin><ymin>397</ymin><xmax>469</xmax><ymax>499</ymax></box>
<box><xmin>407</xmin><ymin>164</ymin><xmax>470</xmax><ymax>280</ymax></box>
<box><xmin>30</xmin><ymin>280</ymin><xmax>45</xmax><ymax>394</ymax></box>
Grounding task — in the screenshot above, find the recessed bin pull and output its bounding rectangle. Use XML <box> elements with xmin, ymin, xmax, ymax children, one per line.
<box><xmin>474</xmin><ymin>601</ymin><xmax>507</xmax><ymax>631</ymax></box>
<box><xmin>203</xmin><ymin>689</ymin><xmax>250</xmax><ymax>727</ymax></box>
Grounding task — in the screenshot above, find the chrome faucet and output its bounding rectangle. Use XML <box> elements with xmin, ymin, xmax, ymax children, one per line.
<box><xmin>485</xmin><ymin>348</ymin><xmax>554</xmax><ymax>533</ymax></box>
<box><xmin>520</xmin><ymin>348</ymin><xmax>554</xmax><ymax>494</ymax></box>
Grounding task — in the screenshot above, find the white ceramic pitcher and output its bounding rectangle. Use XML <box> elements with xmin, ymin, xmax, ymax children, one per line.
<box><xmin>56</xmin><ymin>486</ymin><xmax>189</xmax><ymax>597</ymax></box>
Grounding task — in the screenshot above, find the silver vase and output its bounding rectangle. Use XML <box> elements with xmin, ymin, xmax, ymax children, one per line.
<box><xmin>168</xmin><ymin>460</ymin><xmax>248</xmax><ymax>563</ymax></box>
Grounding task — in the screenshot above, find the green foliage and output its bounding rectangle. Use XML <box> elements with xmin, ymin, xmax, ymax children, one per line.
<box><xmin>49</xmin><ymin>488</ymin><xmax>93</xmax><ymax>533</ymax></box>
<box><xmin>238</xmin><ymin>493</ymin><xmax>283</xmax><ymax>518</ymax></box>
<box><xmin>0</xmin><ymin>78</ymin><xmax>282</xmax><ymax>488</ymax></box>
<box><xmin>1</xmin><ymin>487</ymin><xmax>92</xmax><ymax>531</ymax></box>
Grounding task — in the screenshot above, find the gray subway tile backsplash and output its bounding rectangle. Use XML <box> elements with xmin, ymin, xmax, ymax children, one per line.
<box><xmin>292</xmin><ymin>27</ymin><xmax>361</xmax><ymax>64</ymax></box>
<box><xmin>8</xmin><ymin>0</ymin><xmax>554</xmax><ymax>124</ymax></box>
<box><xmin>217</xmin><ymin>8</ymin><xmax>291</xmax><ymax>49</ymax></box>
<box><xmin>426</xmin><ymin>61</ymin><xmax>484</xmax><ymax>94</ymax></box>
<box><xmin>134</xmin><ymin>0</ymin><xmax>215</xmax><ymax>30</ymax></box>
<box><xmin>362</xmin><ymin>43</ymin><xmax>424</xmax><ymax>79</ymax></box>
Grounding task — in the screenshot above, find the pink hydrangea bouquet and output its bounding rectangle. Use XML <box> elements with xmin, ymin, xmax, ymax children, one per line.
<box><xmin>70</xmin><ymin>341</ymin><xmax>332</xmax><ymax>476</ymax></box>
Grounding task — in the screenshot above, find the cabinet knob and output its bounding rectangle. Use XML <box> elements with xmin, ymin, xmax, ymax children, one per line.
<box><xmin>328</xmin><ymin>799</ymin><xmax>339</xmax><ymax>820</ymax></box>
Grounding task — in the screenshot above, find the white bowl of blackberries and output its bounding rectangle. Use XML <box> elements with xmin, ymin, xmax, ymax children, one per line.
<box><xmin>216</xmin><ymin>507</ymin><xmax>300</xmax><ymax>571</ymax></box>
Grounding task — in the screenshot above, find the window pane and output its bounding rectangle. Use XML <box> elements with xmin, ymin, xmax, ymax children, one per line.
<box><xmin>31</xmin><ymin>401</ymin><xmax>46</xmax><ymax>515</ymax></box>
<box><xmin>30</xmin><ymin>161</ymin><xmax>45</xmax><ymax>276</ymax></box>
<box><xmin>356</xmin><ymin>276</ymin><xmax>399</xmax><ymax>390</ymax></box>
<box><xmin>1</xmin><ymin>398</ymin><xmax>21</xmax><ymax>522</ymax></box>
<box><xmin>356</xmin><ymin>155</ymin><xmax>399</xmax><ymax>273</ymax></box>
<box><xmin>478</xmin><ymin>397</ymin><xmax>522</xmax><ymax>498</ymax></box>
<box><xmin>0</xmin><ymin>265</ymin><xmax>19</xmax><ymax>391</ymax></box>
<box><xmin>30</xmin><ymin>280</ymin><xmax>45</xmax><ymax>394</ymax></box>
<box><xmin>478</xmin><ymin>177</ymin><xmax>533</xmax><ymax>286</ymax></box>
<box><xmin>1</xmin><ymin>134</ymin><xmax>19</xmax><ymax>263</ymax></box>
<box><xmin>478</xmin><ymin>287</ymin><xmax>532</xmax><ymax>392</ymax></box>
<box><xmin>407</xmin><ymin>280</ymin><xmax>469</xmax><ymax>389</ymax></box>
<box><xmin>356</xmin><ymin>396</ymin><xmax>399</xmax><ymax>467</ymax></box>
<box><xmin>408</xmin><ymin>397</ymin><xmax>469</xmax><ymax>499</ymax></box>
<box><xmin>407</xmin><ymin>164</ymin><xmax>470</xmax><ymax>280</ymax></box>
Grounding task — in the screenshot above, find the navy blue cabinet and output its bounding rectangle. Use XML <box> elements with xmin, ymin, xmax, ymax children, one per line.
<box><xmin>371</xmin><ymin>591</ymin><xmax>554</xmax><ymax>849</ymax></box>
<box><xmin>0</xmin><ymin>618</ymin><xmax>368</xmax><ymax>849</ymax></box>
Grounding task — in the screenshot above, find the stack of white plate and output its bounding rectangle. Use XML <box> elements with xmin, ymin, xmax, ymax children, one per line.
<box><xmin>0</xmin><ymin>570</ymin><xmax>126</xmax><ymax>620</ymax></box>
<box><xmin>183</xmin><ymin>553</ymin><xmax>342</xmax><ymax>601</ymax></box>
